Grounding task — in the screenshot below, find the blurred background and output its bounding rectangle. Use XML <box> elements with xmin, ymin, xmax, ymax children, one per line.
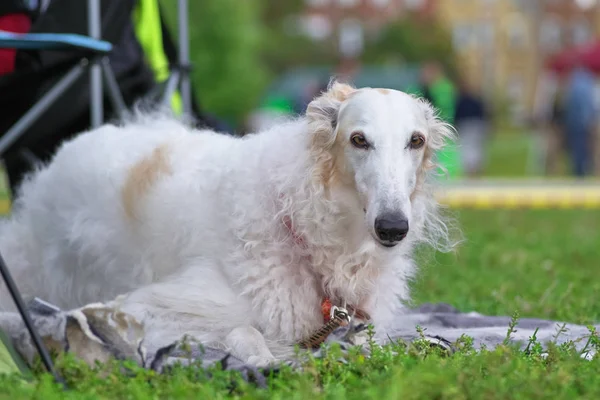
<box><xmin>0</xmin><ymin>0</ymin><xmax>598</xmax><ymax>325</ymax></box>
<box><xmin>158</xmin><ymin>0</ymin><xmax>600</xmax><ymax>180</ymax></box>
<box><xmin>1</xmin><ymin>0</ymin><xmax>600</xmax><ymax>209</ymax></box>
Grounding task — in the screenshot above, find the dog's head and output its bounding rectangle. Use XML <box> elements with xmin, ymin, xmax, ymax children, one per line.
<box><xmin>306</xmin><ymin>81</ymin><xmax>454</xmax><ymax>249</ymax></box>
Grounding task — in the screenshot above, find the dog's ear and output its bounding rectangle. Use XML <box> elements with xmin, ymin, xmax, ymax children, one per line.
<box><xmin>414</xmin><ymin>97</ymin><xmax>456</xmax><ymax>171</ymax></box>
<box><xmin>306</xmin><ymin>81</ymin><xmax>356</xmax><ymax>147</ymax></box>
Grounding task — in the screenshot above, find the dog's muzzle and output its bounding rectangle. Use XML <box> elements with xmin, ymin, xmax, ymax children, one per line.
<box><xmin>374</xmin><ymin>213</ymin><xmax>409</xmax><ymax>247</ymax></box>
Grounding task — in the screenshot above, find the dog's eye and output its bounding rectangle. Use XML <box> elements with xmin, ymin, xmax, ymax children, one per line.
<box><xmin>409</xmin><ymin>133</ymin><xmax>425</xmax><ymax>149</ymax></box>
<box><xmin>350</xmin><ymin>132</ymin><xmax>370</xmax><ymax>149</ymax></box>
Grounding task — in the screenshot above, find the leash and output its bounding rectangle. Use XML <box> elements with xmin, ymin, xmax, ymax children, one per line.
<box><xmin>298</xmin><ymin>301</ymin><xmax>352</xmax><ymax>349</ymax></box>
<box><xmin>298</xmin><ymin>299</ymin><xmax>371</xmax><ymax>349</ymax></box>
<box><xmin>281</xmin><ymin>213</ymin><xmax>371</xmax><ymax>349</ymax></box>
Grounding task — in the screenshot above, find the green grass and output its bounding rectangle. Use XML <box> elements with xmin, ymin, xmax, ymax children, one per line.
<box><xmin>413</xmin><ymin>210</ymin><xmax>600</xmax><ymax>325</ymax></box>
<box><xmin>1</xmin><ymin>209</ymin><xmax>599</xmax><ymax>399</ymax></box>
<box><xmin>483</xmin><ymin>133</ymin><xmax>532</xmax><ymax>177</ymax></box>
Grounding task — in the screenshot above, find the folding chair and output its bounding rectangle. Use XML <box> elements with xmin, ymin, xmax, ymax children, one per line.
<box><xmin>0</xmin><ymin>0</ymin><xmax>128</xmax><ymax>385</ymax></box>
<box><xmin>0</xmin><ymin>0</ymin><xmax>155</xmax><ymax>197</ymax></box>
<box><xmin>0</xmin><ymin>0</ymin><xmax>222</xmax><ymax>385</ymax></box>
<box><xmin>0</xmin><ymin>30</ymin><xmax>127</xmax><ymax>157</ymax></box>
<box><xmin>0</xmin><ymin>0</ymin><xmax>231</xmax><ymax>197</ymax></box>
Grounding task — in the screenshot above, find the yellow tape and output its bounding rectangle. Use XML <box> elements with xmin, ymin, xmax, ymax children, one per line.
<box><xmin>0</xmin><ymin>187</ymin><xmax>598</xmax><ymax>215</ymax></box>
<box><xmin>436</xmin><ymin>187</ymin><xmax>600</xmax><ymax>209</ymax></box>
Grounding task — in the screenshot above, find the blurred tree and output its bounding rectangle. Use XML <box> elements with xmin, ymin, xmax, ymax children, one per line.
<box><xmin>258</xmin><ymin>0</ymin><xmax>336</xmax><ymax>74</ymax></box>
<box><xmin>362</xmin><ymin>14</ymin><xmax>457</xmax><ymax>77</ymax></box>
<box><xmin>160</xmin><ymin>0</ymin><xmax>267</xmax><ymax>127</ymax></box>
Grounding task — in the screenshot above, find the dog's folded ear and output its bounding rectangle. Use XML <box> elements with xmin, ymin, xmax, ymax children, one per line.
<box><xmin>306</xmin><ymin>81</ymin><xmax>356</xmax><ymax>147</ymax></box>
<box><xmin>412</xmin><ymin>97</ymin><xmax>457</xmax><ymax>176</ymax></box>
<box><xmin>414</xmin><ymin>97</ymin><xmax>456</xmax><ymax>153</ymax></box>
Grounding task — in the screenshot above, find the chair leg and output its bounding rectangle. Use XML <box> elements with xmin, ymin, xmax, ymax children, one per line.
<box><xmin>100</xmin><ymin>58</ymin><xmax>127</xmax><ymax>119</ymax></box>
<box><xmin>88</xmin><ymin>0</ymin><xmax>103</xmax><ymax>128</ymax></box>
<box><xmin>0</xmin><ymin>61</ymin><xmax>87</xmax><ymax>157</ymax></box>
<box><xmin>161</xmin><ymin>70</ymin><xmax>180</xmax><ymax>107</ymax></box>
<box><xmin>178</xmin><ymin>0</ymin><xmax>192</xmax><ymax>117</ymax></box>
<box><xmin>0</xmin><ymin>251</ymin><xmax>65</xmax><ymax>386</ymax></box>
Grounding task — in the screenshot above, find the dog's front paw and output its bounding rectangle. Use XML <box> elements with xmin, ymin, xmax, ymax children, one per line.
<box><xmin>247</xmin><ymin>355</ymin><xmax>279</xmax><ymax>368</ymax></box>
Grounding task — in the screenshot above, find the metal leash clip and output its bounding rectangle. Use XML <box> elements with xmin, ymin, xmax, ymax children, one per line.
<box><xmin>298</xmin><ymin>300</ymin><xmax>353</xmax><ymax>349</ymax></box>
<box><xmin>330</xmin><ymin>304</ymin><xmax>351</xmax><ymax>326</ymax></box>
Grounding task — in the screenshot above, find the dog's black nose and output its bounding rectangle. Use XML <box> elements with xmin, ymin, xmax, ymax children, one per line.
<box><xmin>374</xmin><ymin>213</ymin><xmax>409</xmax><ymax>244</ymax></box>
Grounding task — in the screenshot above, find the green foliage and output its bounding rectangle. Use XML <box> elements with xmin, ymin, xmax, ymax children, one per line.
<box><xmin>2</xmin><ymin>327</ymin><xmax>600</xmax><ymax>399</ymax></box>
<box><xmin>258</xmin><ymin>0</ymin><xmax>337</xmax><ymax>75</ymax></box>
<box><xmin>363</xmin><ymin>14</ymin><xmax>456</xmax><ymax>75</ymax></box>
<box><xmin>261</xmin><ymin>31</ymin><xmax>337</xmax><ymax>76</ymax></box>
<box><xmin>160</xmin><ymin>0</ymin><xmax>268</xmax><ymax>126</ymax></box>
<box><xmin>157</xmin><ymin>2</ymin><xmax>461</xmax><ymax>127</ymax></box>
<box><xmin>0</xmin><ymin>330</ymin><xmax>28</xmax><ymax>377</ymax></box>
<box><xmin>159</xmin><ymin>0</ymin><xmax>337</xmax><ymax>126</ymax></box>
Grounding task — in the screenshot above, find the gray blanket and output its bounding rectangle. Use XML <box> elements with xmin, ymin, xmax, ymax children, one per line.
<box><xmin>1</xmin><ymin>299</ymin><xmax>597</xmax><ymax>386</ymax></box>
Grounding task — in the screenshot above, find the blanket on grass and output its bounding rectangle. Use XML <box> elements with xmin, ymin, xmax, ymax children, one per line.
<box><xmin>0</xmin><ymin>299</ymin><xmax>597</xmax><ymax>386</ymax></box>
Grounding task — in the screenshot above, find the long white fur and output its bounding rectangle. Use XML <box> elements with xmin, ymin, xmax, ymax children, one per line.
<box><xmin>0</xmin><ymin>82</ymin><xmax>455</xmax><ymax>365</ymax></box>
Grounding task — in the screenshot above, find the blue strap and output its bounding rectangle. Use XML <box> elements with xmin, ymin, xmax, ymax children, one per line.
<box><xmin>0</xmin><ymin>31</ymin><xmax>112</xmax><ymax>53</ymax></box>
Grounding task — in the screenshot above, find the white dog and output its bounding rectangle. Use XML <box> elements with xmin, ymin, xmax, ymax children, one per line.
<box><xmin>0</xmin><ymin>82</ymin><xmax>454</xmax><ymax>365</ymax></box>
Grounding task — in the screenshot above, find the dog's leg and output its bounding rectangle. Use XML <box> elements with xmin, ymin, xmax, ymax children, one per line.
<box><xmin>112</xmin><ymin>279</ymin><xmax>281</xmax><ymax>367</ymax></box>
<box><xmin>224</xmin><ymin>326</ymin><xmax>277</xmax><ymax>368</ymax></box>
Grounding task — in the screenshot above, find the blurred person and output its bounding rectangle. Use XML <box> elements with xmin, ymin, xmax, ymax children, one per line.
<box><xmin>593</xmin><ymin>80</ymin><xmax>600</xmax><ymax>176</ymax></box>
<box><xmin>545</xmin><ymin>80</ymin><xmax>566</xmax><ymax>175</ymax></box>
<box><xmin>453</xmin><ymin>78</ymin><xmax>490</xmax><ymax>177</ymax></box>
<box><xmin>563</xmin><ymin>65</ymin><xmax>597</xmax><ymax>177</ymax></box>
<box><xmin>415</xmin><ymin>61</ymin><xmax>461</xmax><ymax>178</ymax></box>
<box><xmin>419</xmin><ymin>61</ymin><xmax>455</xmax><ymax>122</ymax></box>
<box><xmin>595</xmin><ymin>122</ymin><xmax>600</xmax><ymax>177</ymax></box>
